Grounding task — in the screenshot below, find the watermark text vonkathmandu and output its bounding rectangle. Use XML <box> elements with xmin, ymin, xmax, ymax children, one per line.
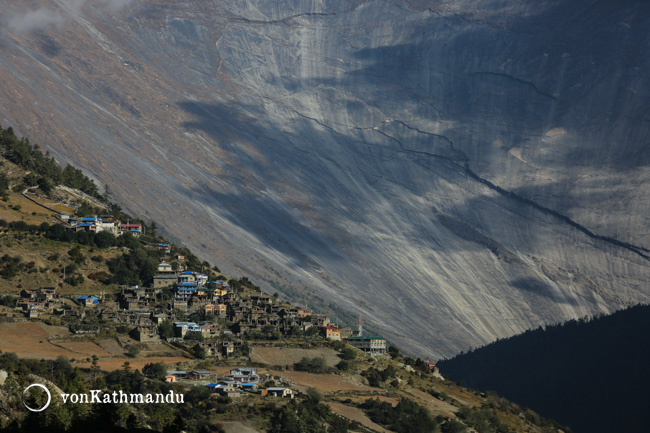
<box><xmin>60</xmin><ymin>390</ymin><xmax>184</xmax><ymax>404</ymax></box>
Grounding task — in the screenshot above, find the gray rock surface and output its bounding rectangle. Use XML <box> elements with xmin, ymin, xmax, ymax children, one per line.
<box><xmin>1</xmin><ymin>0</ymin><xmax>649</xmax><ymax>357</ymax></box>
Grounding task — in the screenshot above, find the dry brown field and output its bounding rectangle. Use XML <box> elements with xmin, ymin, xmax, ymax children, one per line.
<box><xmin>0</xmin><ymin>192</ymin><xmax>61</xmax><ymax>224</ymax></box>
<box><xmin>250</xmin><ymin>346</ymin><xmax>342</xmax><ymax>367</ymax></box>
<box><xmin>0</xmin><ymin>321</ymin><xmax>192</xmax><ymax>371</ymax></box>
<box><xmin>268</xmin><ymin>370</ymin><xmax>377</xmax><ymax>394</ymax></box>
<box><xmin>0</xmin><ymin>321</ymin><xmax>81</xmax><ymax>359</ymax></box>
<box><xmin>403</xmin><ymin>387</ymin><xmax>458</xmax><ymax>418</ymax></box>
<box><xmin>76</xmin><ymin>356</ymin><xmax>191</xmax><ymax>372</ymax></box>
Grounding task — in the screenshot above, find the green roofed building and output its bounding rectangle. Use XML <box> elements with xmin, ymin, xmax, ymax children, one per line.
<box><xmin>345</xmin><ymin>335</ymin><xmax>387</xmax><ymax>355</ymax></box>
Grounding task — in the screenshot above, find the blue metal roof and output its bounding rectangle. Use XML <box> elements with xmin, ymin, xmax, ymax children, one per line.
<box><xmin>174</xmin><ymin>322</ymin><xmax>198</xmax><ymax>327</ymax></box>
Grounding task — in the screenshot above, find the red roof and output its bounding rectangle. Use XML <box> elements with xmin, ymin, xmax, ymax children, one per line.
<box><xmin>119</xmin><ymin>224</ymin><xmax>141</xmax><ymax>228</ymax></box>
<box><xmin>322</xmin><ymin>326</ymin><xmax>340</xmax><ymax>331</ymax></box>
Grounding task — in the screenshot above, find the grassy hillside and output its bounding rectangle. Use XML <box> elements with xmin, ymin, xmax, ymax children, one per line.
<box><xmin>0</xmin><ymin>158</ymin><xmax>167</xmax><ymax>295</ymax></box>
<box><xmin>0</xmin><ymin>126</ymin><xmax>227</xmax><ymax>295</ymax></box>
<box><xmin>438</xmin><ymin>304</ymin><xmax>650</xmax><ymax>433</ymax></box>
<box><xmin>0</xmin><ymin>163</ymin><xmax>114</xmax><ymax>294</ymax></box>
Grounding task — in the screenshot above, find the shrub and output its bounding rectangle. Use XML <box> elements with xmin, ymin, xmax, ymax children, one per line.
<box><xmin>0</xmin><ymin>295</ymin><xmax>15</xmax><ymax>306</ymax></box>
<box><xmin>127</xmin><ymin>346</ymin><xmax>141</xmax><ymax>358</ymax></box>
<box><xmin>294</xmin><ymin>356</ymin><xmax>326</xmax><ymax>374</ymax></box>
<box><xmin>94</xmin><ymin>231</ymin><xmax>116</xmax><ymax>249</ymax></box>
<box><xmin>456</xmin><ymin>406</ymin><xmax>508</xmax><ymax>433</ymax></box>
<box><xmin>143</xmin><ymin>362</ymin><xmax>167</xmax><ymax>381</ymax></box>
<box><xmin>185</xmin><ymin>331</ymin><xmax>204</xmax><ymax>341</ymax></box>
<box><xmin>340</xmin><ymin>347</ymin><xmax>356</xmax><ymax>360</ymax></box>
<box><xmin>336</xmin><ymin>360</ymin><xmax>350</xmax><ymax>371</ymax></box>
<box><xmin>193</xmin><ymin>346</ymin><xmax>206</xmax><ymax>360</ymax></box>
<box><xmin>439</xmin><ymin>419</ymin><xmax>468</xmax><ymax>433</ymax></box>
<box><xmin>64</xmin><ymin>275</ymin><xmax>84</xmax><ymax>286</ymax></box>
<box><xmin>361</xmin><ymin>398</ymin><xmax>439</xmax><ymax>433</ymax></box>
<box><xmin>305</xmin><ymin>388</ymin><xmax>322</xmax><ymax>402</ymax></box>
<box><xmin>158</xmin><ymin>319</ymin><xmax>174</xmax><ymax>339</ymax></box>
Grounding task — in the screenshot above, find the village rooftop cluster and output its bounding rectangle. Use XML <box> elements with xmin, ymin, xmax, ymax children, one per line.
<box><xmin>60</xmin><ymin>214</ymin><xmax>145</xmax><ymax>237</ymax></box>
<box><xmin>11</xmin><ymin>214</ymin><xmax>389</xmax><ymax>364</ymax></box>
<box><xmin>165</xmin><ymin>367</ymin><xmax>295</xmax><ymax>399</ymax></box>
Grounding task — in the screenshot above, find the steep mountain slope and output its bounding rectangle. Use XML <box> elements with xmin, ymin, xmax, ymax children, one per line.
<box><xmin>1</xmin><ymin>0</ymin><xmax>649</xmax><ymax>358</ymax></box>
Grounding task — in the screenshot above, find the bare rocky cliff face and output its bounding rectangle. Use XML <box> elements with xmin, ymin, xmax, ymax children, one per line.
<box><xmin>1</xmin><ymin>0</ymin><xmax>649</xmax><ymax>357</ymax></box>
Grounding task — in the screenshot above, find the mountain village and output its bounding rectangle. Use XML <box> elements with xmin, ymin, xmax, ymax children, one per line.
<box><xmin>7</xmin><ymin>212</ymin><xmax>393</xmax><ymax>398</ymax></box>
<box><xmin>0</xmin><ymin>128</ymin><xmax>572</xmax><ymax>433</ymax></box>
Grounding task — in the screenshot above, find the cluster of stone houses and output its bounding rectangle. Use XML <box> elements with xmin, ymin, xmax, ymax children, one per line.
<box><xmin>13</xmin><ymin>282</ymin><xmax>388</xmax><ymax>359</ymax></box>
<box><xmin>118</xmin><ymin>285</ymin><xmax>159</xmax><ymax>311</ymax></box>
<box><xmin>14</xmin><ymin>284</ymin><xmax>387</xmax><ymax>356</ymax></box>
<box><xmin>152</xmin><ymin>263</ymin><xmax>339</xmax><ymax>339</ymax></box>
<box><xmin>60</xmin><ymin>214</ymin><xmax>142</xmax><ymax>236</ymax></box>
<box><xmin>165</xmin><ymin>367</ymin><xmax>293</xmax><ymax>399</ymax></box>
<box><xmin>15</xmin><ymin>287</ymin><xmax>62</xmax><ymax>318</ymax></box>
<box><xmin>12</xmin><ymin>252</ymin><xmax>390</xmax><ymax>361</ymax></box>
<box><xmin>152</xmin><ymin>263</ymin><xmax>213</xmax><ymax>291</ymax></box>
<box><xmin>10</xmin><ymin>264</ymin><xmax>341</xmax><ymax>357</ymax></box>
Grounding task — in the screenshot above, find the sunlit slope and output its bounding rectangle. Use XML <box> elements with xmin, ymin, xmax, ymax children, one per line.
<box><xmin>1</xmin><ymin>0</ymin><xmax>649</xmax><ymax>357</ymax></box>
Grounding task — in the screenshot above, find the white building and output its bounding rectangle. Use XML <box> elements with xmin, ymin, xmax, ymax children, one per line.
<box><xmin>345</xmin><ymin>336</ymin><xmax>387</xmax><ymax>355</ymax></box>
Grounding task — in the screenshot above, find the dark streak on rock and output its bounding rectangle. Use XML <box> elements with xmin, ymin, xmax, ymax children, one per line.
<box><xmin>438</xmin><ymin>214</ymin><xmax>523</xmax><ymax>264</ymax></box>
<box><xmin>469</xmin><ymin>71</ymin><xmax>558</xmax><ymax>101</ymax></box>
<box><xmin>383</xmin><ymin>121</ymin><xmax>649</xmax><ymax>260</ymax></box>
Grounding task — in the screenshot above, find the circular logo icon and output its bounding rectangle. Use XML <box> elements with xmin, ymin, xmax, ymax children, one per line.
<box><xmin>22</xmin><ymin>384</ymin><xmax>51</xmax><ymax>412</ymax></box>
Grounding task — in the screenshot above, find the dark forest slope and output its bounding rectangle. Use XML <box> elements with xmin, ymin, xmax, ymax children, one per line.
<box><xmin>438</xmin><ymin>304</ymin><xmax>650</xmax><ymax>433</ymax></box>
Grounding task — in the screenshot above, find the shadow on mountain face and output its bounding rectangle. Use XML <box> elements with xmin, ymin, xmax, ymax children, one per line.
<box><xmin>36</xmin><ymin>32</ymin><xmax>61</xmax><ymax>57</ymax></box>
<box><xmin>176</xmin><ymin>100</ymin><xmax>367</xmax><ymax>264</ymax></box>
<box><xmin>179</xmin><ymin>184</ymin><xmax>348</xmax><ymax>268</ymax></box>
<box><xmin>167</xmin><ymin>0</ymin><xmax>650</xmax><ymax>357</ymax></box>
<box><xmin>511</xmin><ymin>276</ymin><xmax>578</xmax><ymax>305</ymax></box>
